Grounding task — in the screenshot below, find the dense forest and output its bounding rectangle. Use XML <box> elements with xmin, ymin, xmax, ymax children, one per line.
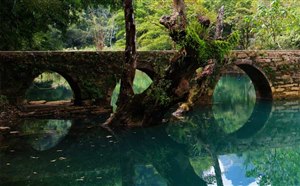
<box><xmin>1</xmin><ymin>0</ymin><xmax>299</xmax><ymax>51</ymax></box>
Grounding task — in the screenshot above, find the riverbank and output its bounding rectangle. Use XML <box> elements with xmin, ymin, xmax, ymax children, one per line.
<box><xmin>0</xmin><ymin>101</ymin><xmax>112</xmax><ymax>127</ymax></box>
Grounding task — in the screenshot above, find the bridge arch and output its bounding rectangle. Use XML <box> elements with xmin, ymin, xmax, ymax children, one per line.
<box><xmin>235</xmin><ymin>64</ymin><xmax>273</xmax><ymax>100</ymax></box>
<box><xmin>212</xmin><ymin>64</ymin><xmax>274</xmax><ymax>139</ymax></box>
<box><xmin>26</xmin><ymin>70</ymin><xmax>82</xmax><ymax>105</ymax></box>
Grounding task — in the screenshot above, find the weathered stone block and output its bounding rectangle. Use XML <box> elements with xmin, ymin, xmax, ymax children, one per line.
<box><xmin>257</xmin><ymin>58</ymin><xmax>271</xmax><ymax>63</ymax></box>
<box><xmin>284</xmin><ymin>91</ymin><xmax>299</xmax><ymax>96</ymax></box>
<box><xmin>272</xmin><ymin>58</ymin><xmax>284</xmax><ymax>62</ymax></box>
<box><xmin>237</xmin><ymin>53</ymin><xmax>249</xmax><ymax>58</ymax></box>
<box><xmin>275</xmin><ymin>88</ymin><xmax>285</xmax><ymax>92</ymax></box>
<box><xmin>278</xmin><ymin>84</ymin><xmax>298</xmax><ymax>88</ymax></box>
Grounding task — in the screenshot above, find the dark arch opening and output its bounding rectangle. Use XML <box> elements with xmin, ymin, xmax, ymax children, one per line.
<box><xmin>25</xmin><ymin>71</ymin><xmax>81</xmax><ymax>105</ymax></box>
<box><xmin>236</xmin><ymin>64</ymin><xmax>273</xmax><ymax>100</ymax></box>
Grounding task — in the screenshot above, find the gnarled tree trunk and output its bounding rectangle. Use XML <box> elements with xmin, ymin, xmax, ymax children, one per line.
<box><xmin>103</xmin><ymin>3</ymin><xmax>230</xmax><ymax>128</ymax></box>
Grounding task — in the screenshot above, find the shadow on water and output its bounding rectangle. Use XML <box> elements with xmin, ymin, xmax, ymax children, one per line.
<box><xmin>0</xmin><ymin>75</ymin><xmax>299</xmax><ymax>185</ymax></box>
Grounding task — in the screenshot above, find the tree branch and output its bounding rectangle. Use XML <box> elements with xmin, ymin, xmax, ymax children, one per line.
<box><xmin>215</xmin><ymin>6</ymin><xmax>225</xmax><ymax>39</ymax></box>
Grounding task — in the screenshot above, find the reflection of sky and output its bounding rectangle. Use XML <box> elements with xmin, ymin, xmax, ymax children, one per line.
<box><xmin>204</xmin><ymin>154</ymin><xmax>258</xmax><ymax>186</ymax></box>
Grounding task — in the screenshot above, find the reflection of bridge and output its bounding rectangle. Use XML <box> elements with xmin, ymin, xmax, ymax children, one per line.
<box><xmin>0</xmin><ymin>101</ymin><xmax>299</xmax><ymax>185</ymax></box>
<box><xmin>0</xmin><ymin>50</ymin><xmax>299</xmax><ymax>106</ymax></box>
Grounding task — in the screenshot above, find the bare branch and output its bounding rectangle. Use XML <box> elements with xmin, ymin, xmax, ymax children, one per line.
<box><xmin>215</xmin><ymin>6</ymin><xmax>225</xmax><ymax>39</ymax></box>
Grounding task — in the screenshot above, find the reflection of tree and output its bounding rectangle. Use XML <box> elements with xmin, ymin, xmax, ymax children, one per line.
<box><xmin>4</xmin><ymin>100</ymin><xmax>299</xmax><ymax>185</ymax></box>
<box><xmin>245</xmin><ymin>148</ymin><xmax>300</xmax><ymax>185</ymax></box>
<box><xmin>213</xmin><ymin>74</ymin><xmax>256</xmax><ymax>134</ymax></box>
<box><xmin>21</xmin><ymin>119</ymin><xmax>72</xmax><ymax>151</ymax></box>
<box><xmin>242</xmin><ymin>105</ymin><xmax>300</xmax><ymax>185</ymax></box>
<box><xmin>0</xmin><ymin>120</ymin><xmax>208</xmax><ymax>185</ymax></box>
<box><xmin>118</xmin><ymin>126</ymin><xmax>207</xmax><ymax>186</ymax></box>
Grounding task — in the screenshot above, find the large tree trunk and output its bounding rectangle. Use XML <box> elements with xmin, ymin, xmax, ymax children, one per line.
<box><xmin>103</xmin><ymin>4</ymin><xmax>229</xmax><ymax>128</ymax></box>
<box><xmin>103</xmin><ymin>0</ymin><xmax>137</xmax><ymax>127</ymax></box>
<box><xmin>118</xmin><ymin>0</ymin><xmax>137</xmax><ymax>106</ymax></box>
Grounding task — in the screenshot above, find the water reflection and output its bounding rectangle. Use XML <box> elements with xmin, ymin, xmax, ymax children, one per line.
<box><xmin>0</xmin><ymin>100</ymin><xmax>299</xmax><ymax>185</ymax></box>
<box><xmin>21</xmin><ymin>119</ymin><xmax>72</xmax><ymax>151</ymax></box>
<box><xmin>213</xmin><ymin>74</ymin><xmax>256</xmax><ymax>134</ymax></box>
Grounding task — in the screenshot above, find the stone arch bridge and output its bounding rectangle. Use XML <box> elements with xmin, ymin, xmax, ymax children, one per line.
<box><xmin>0</xmin><ymin>50</ymin><xmax>299</xmax><ymax>107</ymax></box>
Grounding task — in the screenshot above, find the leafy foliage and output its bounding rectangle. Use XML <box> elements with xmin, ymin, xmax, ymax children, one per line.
<box><xmin>0</xmin><ymin>0</ymin><xmax>80</xmax><ymax>50</ymax></box>
<box><xmin>181</xmin><ymin>20</ymin><xmax>240</xmax><ymax>64</ymax></box>
<box><xmin>251</xmin><ymin>0</ymin><xmax>300</xmax><ymax>49</ymax></box>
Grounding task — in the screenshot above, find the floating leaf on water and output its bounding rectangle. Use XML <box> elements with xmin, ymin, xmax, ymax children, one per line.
<box><xmin>0</xmin><ymin>126</ymin><xmax>10</xmax><ymax>130</ymax></box>
<box><xmin>59</xmin><ymin>157</ymin><xmax>66</xmax><ymax>160</ymax></box>
<box><xmin>56</xmin><ymin>150</ymin><xmax>63</xmax><ymax>152</ymax></box>
<box><xmin>106</xmin><ymin>135</ymin><xmax>113</xmax><ymax>139</ymax></box>
<box><xmin>50</xmin><ymin>159</ymin><xmax>56</xmax><ymax>163</ymax></box>
<box><xmin>10</xmin><ymin>131</ymin><xmax>19</xmax><ymax>134</ymax></box>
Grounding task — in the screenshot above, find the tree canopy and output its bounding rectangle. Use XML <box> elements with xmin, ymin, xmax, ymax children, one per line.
<box><xmin>1</xmin><ymin>0</ymin><xmax>299</xmax><ymax>50</ymax></box>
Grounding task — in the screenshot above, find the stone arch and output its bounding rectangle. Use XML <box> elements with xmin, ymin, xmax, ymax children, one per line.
<box><xmin>27</xmin><ymin>70</ymin><xmax>82</xmax><ymax>105</ymax></box>
<box><xmin>52</xmin><ymin>70</ymin><xmax>82</xmax><ymax>105</ymax></box>
<box><xmin>235</xmin><ymin>64</ymin><xmax>273</xmax><ymax>100</ymax></box>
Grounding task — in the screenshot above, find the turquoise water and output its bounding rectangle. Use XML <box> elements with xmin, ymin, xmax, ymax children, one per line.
<box><xmin>1</xmin><ymin>75</ymin><xmax>299</xmax><ymax>186</ymax></box>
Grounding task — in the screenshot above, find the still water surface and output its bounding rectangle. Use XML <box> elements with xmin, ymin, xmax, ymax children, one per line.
<box><xmin>1</xmin><ymin>75</ymin><xmax>299</xmax><ymax>186</ymax></box>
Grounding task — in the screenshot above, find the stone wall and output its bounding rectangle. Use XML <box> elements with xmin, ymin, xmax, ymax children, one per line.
<box><xmin>0</xmin><ymin>51</ymin><xmax>173</xmax><ymax>105</ymax></box>
<box><xmin>0</xmin><ymin>50</ymin><xmax>299</xmax><ymax>106</ymax></box>
<box><xmin>230</xmin><ymin>50</ymin><xmax>300</xmax><ymax>100</ymax></box>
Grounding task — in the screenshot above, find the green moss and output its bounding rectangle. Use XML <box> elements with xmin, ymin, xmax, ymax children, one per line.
<box><xmin>263</xmin><ymin>66</ymin><xmax>276</xmax><ymax>81</ymax></box>
<box><xmin>278</xmin><ymin>64</ymin><xmax>290</xmax><ymax>73</ymax></box>
<box><xmin>81</xmin><ymin>79</ymin><xmax>104</xmax><ymax>99</ymax></box>
<box><xmin>180</xmin><ymin>20</ymin><xmax>240</xmax><ymax>65</ymax></box>
<box><xmin>146</xmin><ymin>79</ymin><xmax>171</xmax><ymax>106</ymax></box>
